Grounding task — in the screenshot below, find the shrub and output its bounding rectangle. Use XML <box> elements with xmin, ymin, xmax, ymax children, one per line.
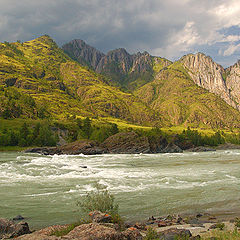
<box><xmin>51</xmin><ymin>218</ymin><xmax>90</xmax><ymax>237</ymax></box>
<box><xmin>77</xmin><ymin>183</ymin><xmax>119</xmax><ymax>215</ymax></box>
<box><xmin>235</xmin><ymin>218</ymin><xmax>240</xmax><ymax>228</ymax></box>
<box><xmin>216</xmin><ymin>222</ymin><xmax>225</xmax><ymax>230</ymax></box>
<box><xmin>144</xmin><ymin>227</ymin><xmax>159</xmax><ymax>240</ymax></box>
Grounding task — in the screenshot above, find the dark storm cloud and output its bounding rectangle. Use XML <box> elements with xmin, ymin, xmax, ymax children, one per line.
<box><xmin>0</xmin><ymin>0</ymin><xmax>240</xmax><ymax>66</ymax></box>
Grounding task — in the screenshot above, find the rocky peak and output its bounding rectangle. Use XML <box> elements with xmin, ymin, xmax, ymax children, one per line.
<box><xmin>62</xmin><ymin>39</ymin><xmax>105</xmax><ymax>69</ymax></box>
<box><xmin>225</xmin><ymin>60</ymin><xmax>240</xmax><ymax>109</ymax></box>
<box><xmin>181</xmin><ymin>52</ymin><xmax>237</xmax><ymax>109</ymax></box>
<box><xmin>96</xmin><ymin>48</ymin><xmax>133</xmax><ymax>74</ymax></box>
<box><xmin>131</xmin><ymin>51</ymin><xmax>152</xmax><ymax>74</ymax></box>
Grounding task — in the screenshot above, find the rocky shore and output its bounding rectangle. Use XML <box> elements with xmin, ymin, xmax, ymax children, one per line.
<box><xmin>24</xmin><ymin>131</ymin><xmax>195</xmax><ymax>155</ymax></box>
<box><xmin>1</xmin><ymin>211</ymin><xmax>239</xmax><ymax>240</ymax></box>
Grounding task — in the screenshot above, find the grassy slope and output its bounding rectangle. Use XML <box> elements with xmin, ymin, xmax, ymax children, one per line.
<box><xmin>0</xmin><ymin>36</ymin><xmax>158</xmax><ymax>125</ymax></box>
<box><xmin>135</xmin><ymin>61</ymin><xmax>240</xmax><ymax>128</ymax></box>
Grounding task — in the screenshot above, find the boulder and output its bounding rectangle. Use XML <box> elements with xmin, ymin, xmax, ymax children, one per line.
<box><xmin>102</xmin><ymin>132</ymin><xmax>150</xmax><ymax>154</ymax></box>
<box><xmin>17</xmin><ymin>223</ymin><xmax>142</xmax><ymax>240</ymax></box>
<box><xmin>162</xmin><ymin>143</ymin><xmax>183</xmax><ymax>153</ymax></box>
<box><xmin>0</xmin><ymin>218</ymin><xmax>30</xmax><ymax>239</ymax></box>
<box><xmin>89</xmin><ymin>211</ymin><xmax>112</xmax><ymax>223</ymax></box>
<box><xmin>159</xmin><ymin>228</ymin><xmax>192</xmax><ymax>240</ymax></box>
<box><xmin>187</xmin><ymin>146</ymin><xmax>216</xmax><ymax>152</ymax></box>
<box><xmin>61</xmin><ymin>223</ymin><xmax>142</xmax><ymax>240</ymax></box>
<box><xmin>59</xmin><ymin>140</ymin><xmax>107</xmax><ymax>155</ymax></box>
<box><xmin>13</xmin><ymin>215</ymin><xmax>25</xmax><ymax>221</ymax></box>
<box><xmin>25</xmin><ymin>140</ymin><xmax>107</xmax><ymax>155</ymax></box>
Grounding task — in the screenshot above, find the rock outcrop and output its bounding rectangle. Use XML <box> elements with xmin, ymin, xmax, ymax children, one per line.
<box><xmin>96</xmin><ymin>48</ymin><xmax>133</xmax><ymax>74</ymax></box>
<box><xmin>226</xmin><ymin>60</ymin><xmax>240</xmax><ymax>109</ymax></box>
<box><xmin>25</xmin><ymin>140</ymin><xmax>107</xmax><ymax>155</ymax></box>
<box><xmin>0</xmin><ymin>218</ymin><xmax>30</xmax><ymax>239</ymax></box>
<box><xmin>25</xmin><ymin>132</ymin><xmax>183</xmax><ymax>155</ymax></box>
<box><xmin>16</xmin><ymin>223</ymin><xmax>142</xmax><ymax>240</ymax></box>
<box><xmin>102</xmin><ymin>131</ymin><xmax>151</xmax><ymax>154</ymax></box>
<box><xmin>62</xmin><ymin>39</ymin><xmax>105</xmax><ymax>69</ymax></box>
<box><xmin>181</xmin><ymin>53</ymin><xmax>237</xmax><ymax>109</ymax></box>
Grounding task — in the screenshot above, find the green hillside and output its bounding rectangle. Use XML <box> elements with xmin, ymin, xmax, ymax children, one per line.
<box><xmin>0</xmin><ymin>36</ymin><xmax>158</xmax><ymax>125</ymax></box>
<box><xmin>135</xmin><ymin>62</ymin><xmax>240</xmax><ymax>128</ymax></box>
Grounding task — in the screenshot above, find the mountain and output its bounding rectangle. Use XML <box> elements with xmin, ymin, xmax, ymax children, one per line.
<box><xmin>181</xmin><ymin>53</ymin><xmax>237</xmax><ymax>110</ymax></box>
<box><xmin>62</xmin><ymin>39</ymin><xmax>104</xmax><ymax>69</ymax></box>
<box><xmin>225</xmin><ymin>60</ymin><xmax>240</xmax><ymax>109</ymax></box>
<box><xmin>135</xmin><ymin>61</ymin><xmax>240</xmax><ymax>128</ymax></box>
<box><xmin>63</xmin><ymin>39</ymin><xmax>172</xmax><ymax>91</ymax></box>
<box><xmin>62</xmin><ymin>39</ymin><xmax>240</xmax><ymax>128</ymax></box>
<box><xmin>1</xmin><ymin>35</ymin><xmax>240</xmax><ymax>129</ymax></box>
<box><xmin>0</xmin><ymin>36</ymin><xmax>158</xmax><ymax>125</ymax></box>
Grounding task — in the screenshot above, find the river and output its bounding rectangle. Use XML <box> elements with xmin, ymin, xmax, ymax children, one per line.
<box><xmin>0</xmin><ymin>150</ymin><xmax>240</xmax><ymax>229</ymax></box>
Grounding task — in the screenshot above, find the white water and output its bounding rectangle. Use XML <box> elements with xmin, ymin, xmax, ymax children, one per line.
<box><xmin>0</xmin><ymin>150</ymin><xmax>240</xmax><ymax>228</ymax></box>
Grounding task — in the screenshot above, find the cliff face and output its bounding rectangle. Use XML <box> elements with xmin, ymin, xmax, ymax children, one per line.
<box><xmin>181</xmin><ymin>53</ymin><xmax>237</xmax><ymax>109</ymax></box>
<box><xmin>131</xmin><ymin>52</ymin><xmax>153</xmax><ymax>74</ymax></box>
<box><xmin>226</xmin><ymin>60</ymin><xmax>240</xmax><ymax>109</ymax></box>
<box><xmin>96</xmin><ymin>48</ymin><xmax>133</xmax><ymax>74</ymax></box>
<box><xmin>62</xmin><ymin>39</ymin><xmax>105</xmax><ymax>69</ymax></box>
<box><xmin>62</xmin><ymin>40</ymin><xmax>155</xmax><ymax>89</ymax></box>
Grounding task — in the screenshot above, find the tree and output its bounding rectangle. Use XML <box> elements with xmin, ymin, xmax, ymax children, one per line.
<box><xmin>82</xmin><ymin>117</ymin><xmax>92</xmax><ymax>139</ymax></box>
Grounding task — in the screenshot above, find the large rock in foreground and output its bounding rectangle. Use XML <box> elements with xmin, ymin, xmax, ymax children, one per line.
<box><xmin>0</xmin><ymin>218</ymin><xmax>30</xmax><ymax>239</ymax></box>
<box><xmin>16</xmin><ymin>223</ymin><xmax>142</xmax><ymax>240</ymax></box>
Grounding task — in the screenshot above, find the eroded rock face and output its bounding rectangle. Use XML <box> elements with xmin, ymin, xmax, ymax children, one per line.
<box><xmin>96</xmin><ymin>48</ymin><xmax>133</xmax><ymax>74</ymax></box>
<box><xmin>62</xmin><ymin>39</ymin><xmax>105</xmax><ymax>69</ymax></box>
<box><xmin>102</xmin><ymin>131</ymin><xmax>151</xmax><ymax>154</ymax></box>
<box><xmin>0</xmin><ymin>218</ymin><xmax>30</xmax><ymax>239</ymax></box>
<box><xmin>17</xmin><ymin>223</ymin><xmax>142</xmax><ymax>240</ymax></box>
<box><xmin>226</xmin><ymin>60</ymin><xmax>240</xmax><ymax>109</ymax></box>
<box><xmin>181</xmin><ymin>53</ymin><xmax>237</xmax><ymax>109</ymax></box>
<box><xmin>131</xmin><ymin>52</ymin><xmax>152</xmax><ymax>74</ymax></box>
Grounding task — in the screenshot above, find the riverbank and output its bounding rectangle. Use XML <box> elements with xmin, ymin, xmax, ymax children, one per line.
<box><xmin>2</xmin><ymin>211</ymin><xmax>240</xmax><ymax>239</ymax></box>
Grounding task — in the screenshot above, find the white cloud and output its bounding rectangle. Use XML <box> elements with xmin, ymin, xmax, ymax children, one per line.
<box><xmin>223</xmin><ymin>43</ymin><xmax>240</xmax><ymax>56</ymax></box>
<box><xmin>0</xmin><ymin>0</ymin><xmax>239</xmax><ymax>66</ymax></box>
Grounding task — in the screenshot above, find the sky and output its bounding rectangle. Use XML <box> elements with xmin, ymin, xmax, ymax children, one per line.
<box><xmin>0</xmin><ymin>0</ymin><xmax>240</xmax><ymax>67</ymax></box>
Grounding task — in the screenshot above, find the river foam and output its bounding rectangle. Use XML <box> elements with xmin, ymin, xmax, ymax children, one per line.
<box><xmin>1</xmin><ymin>150</ymin><xmax>240</xmax><ymax>228</ymax></box>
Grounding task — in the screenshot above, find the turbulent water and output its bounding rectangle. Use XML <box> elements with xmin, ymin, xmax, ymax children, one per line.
<box><xmin>0</xmin><ymin>150</ymin><xmax>240</xmax><ymax>228</ymax></box>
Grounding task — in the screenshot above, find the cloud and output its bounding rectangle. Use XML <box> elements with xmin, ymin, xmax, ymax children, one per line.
<box><xmin>223</xmin><ymin>43</ymin><xmax>240</xmax><ymax>56</ymax></box>
<box><xmin>0</xmin><ymin>0</ymin><xmax>239</xmax><ymax>66</ymax></box>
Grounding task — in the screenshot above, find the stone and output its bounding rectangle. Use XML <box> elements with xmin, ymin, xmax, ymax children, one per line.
<box><xmin>89</xmin><ymin>211</ymin><xmax>112</xmax><ymax>223</ymax></box>
<box><xmin>0</xmin><ymin>218</ymin><xmax>30</xmax><ymax>239</ymax></box>
<box><xmin>158</xmin><ymin>221</ymin><xmax>168</xmax><ymax>227</ymax></box>
<box><xmin>13</xmin><ymin>215</ymin><xmax>25</xmax><ymax>221</ymax></box>
<box><xmin>159</xmin><ymin>228</ymin><xmax>192</xmax><ymax>240</ymax></box>
<box><xmin>102</xmin><ymin>131</ymin><xmax>150</xmax><ymax>154</ymax></box>
<box><xmin>63</xmin><ymin>223</ymin><xmax>142</xmax><ymax>240</ymax></box>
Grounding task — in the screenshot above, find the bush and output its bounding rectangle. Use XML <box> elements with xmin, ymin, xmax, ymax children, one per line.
<box><xmin>216</xmin><ymin>222</ymin><xmax>225</xmax><ymax>230</ymax></box>
<box><xmin>50</xmin><ymin>218</ymin><xmax>90</xmax><ymax>237</ymax></box>
<box><xmin>77</xmin><ymin>183</ymin><xmax>119</xmax><ymax>215</ymax></box>
<box><xmin>235</xmin><ymin>218</ymin><xmax>240</xmax><ymax>228</ymax></box>
<box><xmin>144</xmin><ymin>227</ymin><xmax>159</xmax><ymax>240</ymax></box>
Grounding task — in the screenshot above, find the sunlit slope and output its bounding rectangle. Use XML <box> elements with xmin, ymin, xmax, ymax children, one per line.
<box><xmin>0</xmin><ymin>36</ymin><xmax>158</xmax><ymax>124</ymax></box>
<box><xmin>135</xmin><ymin>62</ymin><xmax>240</xmax><ymax>128</ymax></box>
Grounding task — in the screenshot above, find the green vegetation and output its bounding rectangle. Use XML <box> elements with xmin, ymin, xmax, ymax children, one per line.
<box><xmin>215</xmin><ymin>222</ymin><xmax>225</xmax><ymax>230</ymax></box>
<box><xmin>202</xmin><ymin>228</ymin><xmax>240</xmax><ymax>239</ymax></box>
<box><xmin>135</xmin><ymin>61</ymin><xmax>240</xmax><ymax>129</ymax></box>
<box><xmin>144</xmin><ymin>227</ymin><xmax>159</xmax><ymax>240</ymax></box>
<box><xmin>235</xmin><ymin>218</ymin><xmax>240</xmax><ymax>228</ymax></box>
<box><xmin>77</xmin><ymin>183</ymin><xmax>119</xmax><ymax>215</ymax></box>
<box><xmin>1</xmin><ymin>35</ymin><xmax>240</xmax><ymax>151</ymax></box>
<box><xmin>50</xmin><ymin>219</ymin><xmax>90</xmax><ymax>237</ymax></box>
<box><xmin>0</xmin><ymin>121</ymin><xmax>57</xmax><ymax>147</ymax></box>
<box><xmin>177</xmin><ymin>127</ymin><xmax>225</xmax><ymax>147</ymax></box>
